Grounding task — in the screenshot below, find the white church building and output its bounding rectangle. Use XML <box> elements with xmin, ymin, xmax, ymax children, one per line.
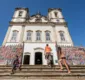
<box><xmin>2</xmin><ymin>8</ymin><xmax>73</xmax><ymax>65</ymax></box>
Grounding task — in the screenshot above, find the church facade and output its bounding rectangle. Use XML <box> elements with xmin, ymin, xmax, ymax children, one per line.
<box><xmin>2</xmin><ymin>8</ymin><xmax>73</xmax><ymax>65</ymax></box>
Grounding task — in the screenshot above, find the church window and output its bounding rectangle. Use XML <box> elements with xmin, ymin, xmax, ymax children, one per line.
<box><xmin>45</xmin><ymin>31</ymin><xmax>50</xmax><ymax>41</ymax></box>
<box><xmin>36</xmin><ymin>31</ymin><xmax>41</xmax><ymax>41</ymax></box>
<box><xmin>59</xmin><ymin>31</ymin><xmax>65</xmax><ymax>41</ymax></box>
<box><xmin>54</xmin><ymin>12</ymin><xmax>58</xmax><ymax>18</ymax></box>
<box><xmin>18</xmin><ymin>11</ymin><xmax>23</xmax><ymax>17</ymax></box>
<box><xmin>27</xmin><ymin>31</ymin><xmax>32</xmax><ymax>41</ymax></box>
<box><xmin>11</xmin><ymin>30</ymin><xmax>18</xmax><ymax>42</ymax></box>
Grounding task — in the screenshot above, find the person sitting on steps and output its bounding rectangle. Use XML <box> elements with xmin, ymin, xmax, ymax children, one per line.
<box><xmin>11</xmin><ymin>55</ymin><xmax>21</xmax><ymax>74</ymax></box>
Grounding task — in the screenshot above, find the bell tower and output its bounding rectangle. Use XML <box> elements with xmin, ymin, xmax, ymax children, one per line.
<box><xmin>48</xmin><ymin>8</ymin><xmax>65</xmax><ymax>23</ymax></box>
<box><xmin>11</xmin><ymin>7</ymin><xmax>29</xmax><ymax>22</ymax></box>
<box><xmin>2</xmin><ymin>7</ymin><xmax>29</xmax><ymax>46</ymax></box>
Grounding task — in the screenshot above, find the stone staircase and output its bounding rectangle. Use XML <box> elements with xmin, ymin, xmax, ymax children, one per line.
<box><xmin>0</xmin><ymin>65</ymin><xmax>85</xmax><ymax>80</ymax></box>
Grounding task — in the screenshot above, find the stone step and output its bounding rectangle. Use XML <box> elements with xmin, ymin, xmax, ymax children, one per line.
<box><xmin>0</xmin><ymin>66</ymin><xmax>85</xmax><ymax>69</ymax></box>
<box><xmin>0</xmin><ymin>72</ymin><xmax>85</xmax><ymax>77</ymax></box>
<box><xmin>22</xmin><ymin>65</ymin><xmax>85</xmax><ymax>68</ymax></box>
<box><xmin>0</xmin><ymin>68</ymin><xmax>85</xmax><ymax>72</ymax></box>
<box><xmin>1</xmin><ymin>77</ymin><xmax>85</xmax><ymax>80</ymax></box>
<box><xmin>0</xmin><ymin>65</ymin><xmax>85</xmax><ymax>68</ymax></box>
<box><xmin>0</xmin><ymin>69</ymin><xmax>85</xmax><ymax>73</ymax></box>
<box><xmin>21</xmin><ymin>66</ymin><xmax>85</xmax><ymax>69</ymax></box>
<box><xmin>0</xmin><ymin>71</ymin><xmax>85</xmax><ymax>74</ymax></box>
<box><xmin>0</xmin><ymin>65</ymin><xmax>85</xmax><ymax>80</ymax></box>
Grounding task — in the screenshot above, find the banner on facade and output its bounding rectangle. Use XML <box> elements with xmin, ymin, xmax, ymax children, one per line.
<box><xmin>61</xmin><ymin>47</ymin><xmax>85</xmax><ymax>65</ymax></box>
<box><xmin>0</xmin><ymin>45</ymin><xmax>23</xmax><ymax>65</ymax></box>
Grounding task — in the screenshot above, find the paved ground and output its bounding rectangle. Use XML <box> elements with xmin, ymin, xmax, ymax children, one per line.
<box><xmin>0</xmin><ymin>77</ymin><xmax>85</xmax><ymax>80</ymax></box>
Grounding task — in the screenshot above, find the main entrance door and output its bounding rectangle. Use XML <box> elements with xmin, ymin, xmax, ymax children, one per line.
<box><xmin>23</xmin><ymin>55</ymin><xmax>30</xmax><ymax>64</ymax></box>
<box><xmin>35</xmin><ymin>52</ymin><xmax>42</xmax><ymax>65</ymax></box>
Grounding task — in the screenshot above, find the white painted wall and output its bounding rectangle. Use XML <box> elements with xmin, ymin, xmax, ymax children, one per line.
<box><xmin>22</xmin><ymin>43</ymin><xmax>58</xmax><ymax>65</ymax></box>
<box><xmin>5</xmin><ymin>24</ymin><xmax>73</xmax><ymax>47</ymax></box>
<box><xmin>7</xmin><ymin>25</ymin><xmax>22</xmax><ymax>43</ymax></box>
<box><xmin>4</xmin><ymin>24</ymin><xmax>73</xmax><ymax>65</ymax></box>
<box><xmin>55</xmin><ymin>25</ymin><xmax>73</xmax><ymax>46</ymax></box>
<box><xmin>5</xmin><ymin>43</ymin><xmax>20</xmax><ymax>46</ymax></box>
<box><xmin>23</xmin><ymin>25</ymin><xmax>55</xmax><ymax>42</ymax></box>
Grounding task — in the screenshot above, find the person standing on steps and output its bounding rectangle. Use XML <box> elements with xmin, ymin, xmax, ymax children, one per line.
<box><xmin>44</xmin><ymin>44</ymin><xmax>52</xmax><ymax>67</ymax></box>
<box><xmin>11</xmin><ymin>55</ymin><xmax>21</xmax><ymax>74</ymax></box>
<box><xmin>58</xmin><ymin>47</ymin><xmax>71</xmax><ymax>74</ymax></box>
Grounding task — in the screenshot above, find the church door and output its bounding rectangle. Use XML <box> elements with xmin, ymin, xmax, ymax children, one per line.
<box><xmin>23</xmin><ymin>55</ymin><xmax>30</xmax><ymax>64</ymax></box>
<box><xmin>35</xmin><ymin>52</ymin><xmax>42</xmax><ymax>65</ymax></box>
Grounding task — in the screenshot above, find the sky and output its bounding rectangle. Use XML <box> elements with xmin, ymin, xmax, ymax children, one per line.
<box><xmin>0</xmin><ymin>0</ymin><xmax>85</xmax><ymax>46</ymax></box>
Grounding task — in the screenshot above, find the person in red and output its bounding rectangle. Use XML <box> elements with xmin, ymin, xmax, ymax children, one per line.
<box><xmin>45</xmin><ymin>44</ymin><xmax>52</xmax><ymax>67</ymax></box>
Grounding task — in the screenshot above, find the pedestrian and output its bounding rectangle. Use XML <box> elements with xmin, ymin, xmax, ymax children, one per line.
<box><xmin>11</xmin><ymin>55</ymin><xmax>21</xmax><ymax>74</ymax></box>
<box><xmin>58</xmin><ymin>47</ymin><xmax>71</xmax><ymax>73</ymax></box>
<box><xmin>45</xmin><ymin>44</ymin><xmax>52</xmax><ymax>67</ymax></box>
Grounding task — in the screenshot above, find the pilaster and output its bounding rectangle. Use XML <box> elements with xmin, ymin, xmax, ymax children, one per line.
<box><xmin>2</xmin><ymin>25</ymin><xmax>12</xmax><ymax>46</ymax></box>
<box><xmin>19</xmin><ymin>25</ymin><xmax>25</xmax><ymax>44</ymax></box>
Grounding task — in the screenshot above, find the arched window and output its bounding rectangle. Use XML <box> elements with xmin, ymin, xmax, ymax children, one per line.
<box><xmin>45</xmin><ymin>31</ymin><xmax>50</xmax><ymax>41</ymax></box>
<box><xmin>11</xmin><ymin>30</ymin><xmax>18</xmax><ymax>42</ymax></box>
<box><xmin>59</xmin><ymin>31</ymin><xmax>65</xmax><ymax>41</ymax></box>
<box><xmin>36</xmin><ymin>31</ymin><xmax>41</xmax><ymax>41</ymax></box>
<box><xmin>26</xmin><ymin>31</ymin><xmax>32</xmax><ymax>41</ymax></box>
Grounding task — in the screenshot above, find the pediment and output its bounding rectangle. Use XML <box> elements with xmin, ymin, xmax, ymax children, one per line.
<box><xmin>34</xmin><ymin>47</ymin><xmax>44</xmax><ymax>50</ymax></box>
<box><xmin>29</xmin><ymin>14</ymin><xmax>48</xmax><ymax>22</ymax></box>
